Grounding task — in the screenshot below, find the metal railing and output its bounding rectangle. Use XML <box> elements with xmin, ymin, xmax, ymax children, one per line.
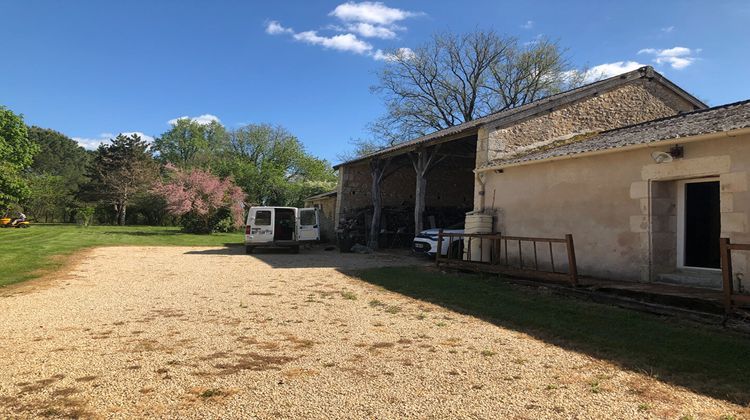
<box><xmin>435</xmin><ymin>231</ymin><xmax>579</xmax><ymax>286</ymax></box>
<box><xmin>719</xmin><ymin>238</ymin><xmax>750</xmax><ymax>313</ymax></box>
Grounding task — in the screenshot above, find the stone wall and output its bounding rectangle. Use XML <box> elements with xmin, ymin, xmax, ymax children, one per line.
<box><xmin>304</xmin><ymin>194</ymin><xmax>337</xmax><ymax>242</ymax></box>
<box><xmin>335</xmin><ymin>156</ymin><xmax>474</xmax><ymax>229</ymax></box>
<box><xmin>478</xmin><ymin>79</ymin><xmax>698</xmax><ymax>166</ymax></box>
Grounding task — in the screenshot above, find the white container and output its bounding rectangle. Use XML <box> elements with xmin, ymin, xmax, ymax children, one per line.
<box><xmin>463</xmin><ymin>213</ymin><xmax>494</xmax><ymax>262</ymax></box>
<box><xmin>464</xmin><ymin>213</ymin><xmax>493</xmax><ymax>234</ymax></box>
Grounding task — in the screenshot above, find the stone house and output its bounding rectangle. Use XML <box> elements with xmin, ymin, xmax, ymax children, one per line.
<box><xmin>478</xmin><ymin>100</ymin><xmax>750</xmax><ymax>288</ymax></box>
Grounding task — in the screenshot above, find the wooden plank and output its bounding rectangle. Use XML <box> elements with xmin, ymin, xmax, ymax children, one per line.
<box><xmin>549</xmin><ymin>242</ymin><xmax>555</xmax><ymax>273</ymax></box>
<box><xmin>566</xmin><ymin>234</ymin><xmax>579</xmax><ymax>286</ymax></box>
<box><xmin>502</xmin><ymin>235</ymin><xmax>567</xmax><ymax>243</ymax></box>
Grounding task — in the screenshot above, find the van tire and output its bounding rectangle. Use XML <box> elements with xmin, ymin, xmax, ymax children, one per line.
<box><xmin>245</xmin><ymin>246</ymin><xmax>254</xmax><ymax>254</ymax></box>
<box><xmin>291</xmin><ymin>245</ymin><xmax>300</xmax><ymax>254</ymax></box>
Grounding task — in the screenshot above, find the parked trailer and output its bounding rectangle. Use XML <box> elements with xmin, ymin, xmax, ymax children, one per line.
<box><xmin>244</xmin><ymin>206</ymin><xmax>319</xmax><ymax>254</ymax></box>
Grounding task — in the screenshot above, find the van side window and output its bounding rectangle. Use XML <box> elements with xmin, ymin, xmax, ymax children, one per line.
<box><xmin>255</xmin><ymin>210</ymin><xmax>272</xmax><ymax>226</ymax></box>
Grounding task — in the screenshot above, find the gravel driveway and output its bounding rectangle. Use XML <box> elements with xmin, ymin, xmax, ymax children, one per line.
<box><xmin>0</xmin><ymin>246</ymin><xmax>745</xmax><ymax>419</ymax></box>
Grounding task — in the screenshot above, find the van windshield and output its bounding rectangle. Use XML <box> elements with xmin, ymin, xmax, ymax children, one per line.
<box><xmin>255</xmin><ymin>210</ymin><xmax>271</xmax><ymax>226</ymax></box>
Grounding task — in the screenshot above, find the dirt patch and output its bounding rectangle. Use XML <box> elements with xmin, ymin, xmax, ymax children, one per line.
<box><xmin>0</xmin><ymin>248</ymin><xmax>97</xmax><ymax>297</ymax></box>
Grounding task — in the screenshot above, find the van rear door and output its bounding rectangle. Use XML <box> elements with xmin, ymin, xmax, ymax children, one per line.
<box><xmin>297</xmin><ymin>208</ymin><xmax>320</xmax><ymax>241</ymax></box>
<box><xmin>247</xmin><ymin>208</ymin><xmax>274</xmax><ymax>243</ymax></box>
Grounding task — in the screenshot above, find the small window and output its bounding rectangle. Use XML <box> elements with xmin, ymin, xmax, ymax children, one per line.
<box><xmin>300</xmin><ymin>210</ymin><xmax>316</xmax><ymax>226</ymax></box>
<box><xmin>255</xmin><ymin>210</ymin><xmax>271</xmax><ymax>226</ymax></box>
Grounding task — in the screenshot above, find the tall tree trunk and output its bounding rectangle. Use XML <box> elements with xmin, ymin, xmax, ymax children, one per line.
<box><xmin>117</xmin><ymin>202</ymin><xmax>127</xmax><ymax>226</ymax></box>
<box><xmin>368</xmin><ymin>158</ymin><xmax>391</xmax><ymax>250</ymax></box>
<box><xmin>410</xmin><ymin>146</ymin><xmax>443</xmax><ymax>234</ymax></box>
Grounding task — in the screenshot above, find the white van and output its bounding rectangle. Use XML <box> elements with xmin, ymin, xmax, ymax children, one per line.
<box><xmin>244</xmin><ymin>206</ymin><xmax>320</xmax><ymax>254</ymax></box>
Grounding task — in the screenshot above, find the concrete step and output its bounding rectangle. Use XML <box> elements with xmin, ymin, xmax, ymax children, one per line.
<box><xmin>657</xmin><ymin>270</ymin><xmax>722</xmax><ymax>290</ymax></box>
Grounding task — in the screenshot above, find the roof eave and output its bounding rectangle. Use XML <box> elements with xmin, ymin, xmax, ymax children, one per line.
<box><xmin>477</xmin><ymin>126</ymin><xmax>750</xmax><ymax>173</ymax></box>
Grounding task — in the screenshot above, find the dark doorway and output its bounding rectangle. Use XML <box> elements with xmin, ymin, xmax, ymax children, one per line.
<box><xmin>683</xmin><ymin>181</ymin><xmax>720</xmax><ymax>268</ymax></box>
<box><xmin>274</xmin><ymin>209</ymin><xmax>296</xmax><ymax>241</ymax></box>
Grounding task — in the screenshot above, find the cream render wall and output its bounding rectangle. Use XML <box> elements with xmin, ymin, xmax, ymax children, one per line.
<box><xmin>482</xmin><ymin>132</ymin><xmax>750</xmax><ymax>284</ymax></box>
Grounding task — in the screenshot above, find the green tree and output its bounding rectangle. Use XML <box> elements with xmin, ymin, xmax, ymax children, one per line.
<box><xmin>27</xmin><ymin>126</ymin><xmax>90</xmax><ymax>192</ymax></box>
<box><xmin>0</xmin><ymin>107</ymin><xmax>38</xmax><ymax>208</ymax></box>
<box><xmin>85</xmin><ymin>134</ymin><xmax>158</xmax><ymax>225</ymax></box>
<box><xmin>25</xmin><ymin>126</ymin><xmax>91</xmax><ymax>221</ymax></box>
<box><xmin>152</xmin><ymin>119</ymin><xmax>228</xmax><ymax>167</ymax></box>
<box><xmin>216</xmin><ymin>124</ymin><xmax>336</xmax><ymax>206</ymax></box>
<box><xmin>23</xmin><ymin>173</ymin><xmax>70</xmax><ymax>222</ymax></box>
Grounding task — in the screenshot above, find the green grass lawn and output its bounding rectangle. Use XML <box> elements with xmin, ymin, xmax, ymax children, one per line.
<box><xmin>353</xmin><ymin>266</ymin><xmax>750</xmax><ymax>406</ymax></box>
<box><xmin>0</xmin><ymin>224</ymin><xmax>243</xmax><ymax>287</ymax></box>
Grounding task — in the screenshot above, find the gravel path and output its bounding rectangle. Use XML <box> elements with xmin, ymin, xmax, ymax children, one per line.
<box><xmin>0</xmin><ymin>246</ymin><xmax>745</xmax><ymax>419</ymax></box>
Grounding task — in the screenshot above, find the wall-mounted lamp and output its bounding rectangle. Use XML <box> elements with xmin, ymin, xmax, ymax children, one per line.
<box><xmin>651</xmin><ymin>151</ymin><xmax>673</xmax><ymax>164</ymax></box>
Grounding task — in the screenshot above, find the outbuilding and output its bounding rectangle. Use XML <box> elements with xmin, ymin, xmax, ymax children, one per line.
<box><xmin>303</xmin><ymin>190</ymin><xmax>337</xmax><ymax>243</ymax></box>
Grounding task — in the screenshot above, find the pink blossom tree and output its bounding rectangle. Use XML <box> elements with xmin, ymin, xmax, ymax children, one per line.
<box><xmin>152</xmin><ymin>165</ymin><xmax>246</xmax><ymax>233</ymax></box>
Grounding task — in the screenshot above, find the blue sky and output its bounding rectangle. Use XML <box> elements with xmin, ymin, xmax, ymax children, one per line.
<box><xmin>2</xmin><ymin>1</ymin><xmax>749</xmax><ymax>163</ymax></box>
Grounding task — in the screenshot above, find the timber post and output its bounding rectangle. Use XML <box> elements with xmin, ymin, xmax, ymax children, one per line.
<box><xmin>436</xmin><ymin>228</ymin><xmax>444</xmax><ymax>265</ymax></box>
<box><xmin>720</xmin><ymin>237</ymin><xmax>733</xmax><ymax>314</ymax></box>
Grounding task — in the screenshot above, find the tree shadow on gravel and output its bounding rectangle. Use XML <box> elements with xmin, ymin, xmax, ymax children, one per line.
<box><xmin>184</xmin><ymin>245</ymin><xmax>419</xmax><ymax>270</ymax></box>
<box><xmin>348</xmin><ymin>265</ymin><xmax>750</xmax><ymax>407</ymax></box>
<box><xmin>184</xmin><ymin>246</ymin><xmax>246</xmax><ymax>255</ymax></box>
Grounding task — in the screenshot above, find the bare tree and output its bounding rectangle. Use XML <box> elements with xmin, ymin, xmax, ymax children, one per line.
<box><xmin>368</xmin><ymin>30</ymin><xmax>589</xmax><ymax>233</ymax></box>
<box><xmin>371</xmin><ymin>31</ymin><xmax>582</xmax><ymax>145</ymax></box>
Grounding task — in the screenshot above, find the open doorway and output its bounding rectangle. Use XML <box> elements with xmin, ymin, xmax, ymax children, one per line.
<box><xmin>677</xmin><ymin>179</ymin><xmax>720</xmax><ymax>269</ymax></box>
<box><xmin>274</xmin><ymin>208</ymin><xmax>296</xmax><ymax>241</ymax></box>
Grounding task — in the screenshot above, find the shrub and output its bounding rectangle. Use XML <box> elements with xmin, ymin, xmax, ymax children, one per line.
<box><xmin>75</xmin><ymin>206</ymin><xmax>95</xmax><ymax>227</ymax></box>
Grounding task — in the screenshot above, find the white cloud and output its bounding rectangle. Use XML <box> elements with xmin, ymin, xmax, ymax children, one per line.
<box><xmin>638</xmin><ymin>46</ymin><xmax>698</xmax><ymax>69</ymax></box>
<box><xmin>373</xmin><ymin>47</ymin><xmax>414</xmax><ymax>61</ymax></box>
<box><xmin>345</xmin><ymin>22</ymin><xmax>397</xmax><ymax>39</ymax></box>
<box><xmin>265</xmin><ymin>2</ymin><xmax>421</xmax><ymax>60</ymax></box>
<box><xmin>329</xmin><ymin>1</ymin><xmax>420</xmax><ymax>25</ymax></box>
<box><xmin>265</xmin><ymin>20</ymin><xmax>293</xmax><ymax>35</ymax></box>
<box><xmin>661</xmin><ymin>26</ymin><xmax>675</xmax><ymax>33</ymax></box>
<box><xmin>521</xmin><ymin>20</ymin><xmax>534</xmax><ymax>29</ymax></box>
<box><xmin>73</xmin><ymin>135</ymin><xmax>109</xmax><ymax>150</ymax></box>
<box><xmin>293</xmin><ymin>31</ymin><xmax>373</xmax><ymax>54</ymax></box>
<box><xmin>121</xmin><ymin>132</ymin><xmax>155</xmax><ymax>143</ymax></box>
<box><xmin>588</xmin><ymin>61</ymin><xmax>647</xmax><ymax>78</ymax></box>
<box><xmin>167</xmin><ymin>114</ymin><xmax>221</xmax><ymax>126</ymax></box>
<box><xmin>74</xmin><ymin>131</ymin><xmax>155</xmax><ymax>150</ymax></box>
<box><xmin>563</xmin><ymin>61</ymin><xmax>647</xmax><ymax>84</ymax></box>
